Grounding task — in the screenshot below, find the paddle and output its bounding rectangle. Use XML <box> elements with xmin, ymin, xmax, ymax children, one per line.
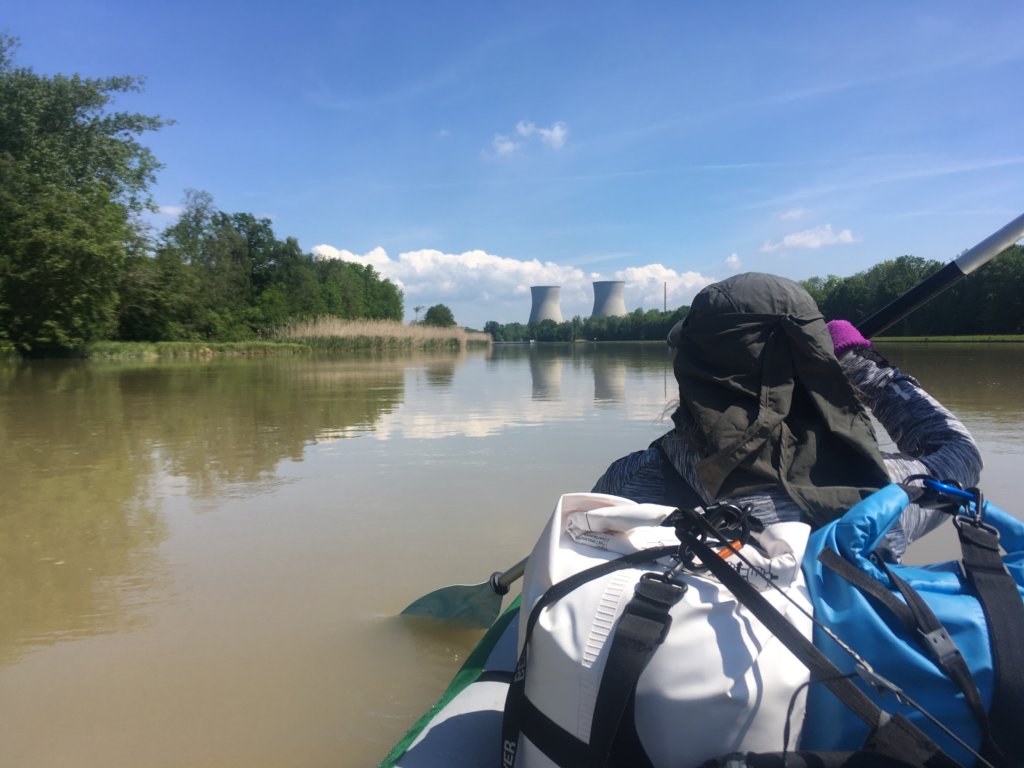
<box><xmin>400</xmin><ymin>557</ymin><xmax>527</xmax><ymax>627</ymax></box>
<box><xmin>401</xmin><ymin>212</ymin><xmax>1024</xmax><ymax>628</ymax></box>
<box><xmin>857</xmin><ymin>211</ymin><xmax>1024</xmax><ymax>337</ymax></box>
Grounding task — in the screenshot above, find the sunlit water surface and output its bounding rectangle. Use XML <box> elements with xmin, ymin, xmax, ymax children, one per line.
<box><xmin>1</xmin><ymin>342</ymin><xmax>1022</xmax><ymax>767</ymax></box>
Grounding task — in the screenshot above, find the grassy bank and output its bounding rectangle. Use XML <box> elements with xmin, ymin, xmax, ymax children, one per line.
<box><xmin>275</xmin><ymin>318</ymin><xmax>491</xmax><ymax>351</ymax></box>
<box><xmin>1</xmin><ymin>321</ymin><xmax>491</xmax><ymax>360</ymax></box>
<box><xmin>83</xmin><ymin>340</ymin><xmax>312</xmax><ymax>359</ymax></box>
<box><xmin>80</xmin><ymin>319</ymin><xmax>492</xmax><ymax>359</ymax></box>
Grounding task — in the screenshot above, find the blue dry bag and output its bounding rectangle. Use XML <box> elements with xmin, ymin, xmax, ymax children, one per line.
<box><xmin>800</xmin><ymin>483</ymin><xmax>1024</xmax><ymax>766</ymax></box>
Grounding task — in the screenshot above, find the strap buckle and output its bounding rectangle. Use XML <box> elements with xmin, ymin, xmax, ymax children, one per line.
<box><xmin>622</xmin><ymin>572</ymin><xmax>687</xmax><ymax>645</ymax></box>
<box><xmin>905</xmin><ymin>477</ymin><xmax>988</xmax><ymax>527</ymax></box>
<box><xmin>661</xmin><ymin>503</ymin><xmax>757</xmax><ymax>571</ymax></box>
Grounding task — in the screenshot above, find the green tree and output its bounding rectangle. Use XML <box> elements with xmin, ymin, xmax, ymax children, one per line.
<box><xmin>126</xmin><ymin>189</ymin><xmax>406</xmax><ymax>341</ymax></box>
<box><xmin>423</xmin><ymin>303</ymin><xmax>456</xmax><ymax>327</ymax></box>
<box><xmin>483</xmin><ymin>320</ymin><xmax>503</xmax><ymax>341</ymax></box>
<box><xmin>0</xmin><ymin>36</ymin><xmax>168</xmax><ymax>354</ymax></box>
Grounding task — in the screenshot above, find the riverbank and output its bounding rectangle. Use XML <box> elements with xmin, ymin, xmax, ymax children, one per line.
<box><xmin>3</xmin><ymin>332</ymin><xmax>1020</xmax><ymax>361</ymax></box>
<box><xmin>0</xmin><ymin>320</ymin><xmax>492</xmax><ymax>360</ymax></box>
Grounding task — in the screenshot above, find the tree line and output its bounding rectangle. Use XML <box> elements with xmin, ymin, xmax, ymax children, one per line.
<box><xmin>118</xmin><ymin>190</ymin><xmax>402</xmax><ymax>342</ymax></box>
<box><xmin>803</xmin><ymin>249</ymin><xmax>1024</xmax><ymax>336</ymax></box>
<box><xmin>0</xmin><ymin>36</ymin><xmax>402</xmax><ymax>356</ymax></box>
<box><xmin>484</xmin><ymin>247</ymin><xmax>1024</xmax><ymax>343</ymax></box>
<box><xmin>484</xmin><ymin>307</ymin><xmax>690</xmax><ymax>343</ymax></box>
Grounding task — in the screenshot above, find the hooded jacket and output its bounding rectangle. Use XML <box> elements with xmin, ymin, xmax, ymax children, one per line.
<box><xmin>668</xmin><ymin>272</ymin><xmax>891</xmax><ymax>526</ymax></box>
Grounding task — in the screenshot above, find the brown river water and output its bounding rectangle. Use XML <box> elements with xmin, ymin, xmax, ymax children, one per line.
<box><xmin>1</xmin><ymin>342</ymin><xmax>1022</xmax><ymax>767</ymax></box>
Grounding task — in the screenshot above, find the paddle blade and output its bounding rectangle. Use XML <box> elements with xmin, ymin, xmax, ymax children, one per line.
<box><xmin>400</xmin><ymin>580</ymin><xmax>503</xmax><ymax>629</ymax></box>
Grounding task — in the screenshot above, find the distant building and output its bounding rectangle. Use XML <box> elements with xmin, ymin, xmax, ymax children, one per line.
<box><xmin>528</xmin><ymin>286</ymin><xmax>563</xmax><ymax>324</ymax></box>
<box><xmin>591</xmin><ymin>280</ymin><xmax>627</xmax><ymax>318</ymax></box>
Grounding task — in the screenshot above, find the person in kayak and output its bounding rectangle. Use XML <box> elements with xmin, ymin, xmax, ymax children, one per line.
<box><xmin>592</xmin><ymin>271</ymin><xmax>981</xmax><ymax>560</ymax></box>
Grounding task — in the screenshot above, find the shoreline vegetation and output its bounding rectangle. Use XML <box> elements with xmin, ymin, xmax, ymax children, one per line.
<box><xmin>3</xmin><ymin>331</ymin><xmax>1022</xmax><ymax>363</ymax></box>
<box><xmin>2</xmin><ymin>319</ymin><xmax>493</xmax><ymax>360</ymax></box>
<box><xmin>275</xmin><ymin>317</ymin><xmax>491</xmax><ymax>351</ymax></box>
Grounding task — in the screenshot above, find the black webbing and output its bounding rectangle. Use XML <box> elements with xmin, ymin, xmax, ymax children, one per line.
<box><xmin>586</xmin><ymin>574</ymin><xmax>685</xmax><ymax>764</ymax></box>
<box><xmin>818</xmin><ymin>547</ymin><xmax>994</xmax><ymax>760</ymax></box>
<box><xmin>501</xmin><ymin>545</ymin><xmax>677</xmax><ymax>767</ymax></box>
<box><xmin>674</xmin><ymin>512</ymin><xmax>959</xmax><ymax>767</ymax></box>
<box><xmin>957</xmin><ymin>519</ymin><xmax>1024</xmax><ymax>764</ymax></box>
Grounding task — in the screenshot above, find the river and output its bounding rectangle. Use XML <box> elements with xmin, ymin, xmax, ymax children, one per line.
<box><xmin>1</xmin><ymin>342</ymin><xmax>1022</xmax><ymax>767</ymax></box>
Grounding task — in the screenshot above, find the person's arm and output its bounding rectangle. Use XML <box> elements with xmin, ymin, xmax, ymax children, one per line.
<box><xmin>838</xmin><ymin>345</ymin><xmax>981</xmax><ymax>488</ymax></box>
<box><xmin>592</xmin><ymin>444</ymin><xmax>671</xmax><ymax>503</ymax></box>
<box><xmin>829</xmin><ymin>321</ymin><xmax>983</xmax><ymax>553</ymax></box>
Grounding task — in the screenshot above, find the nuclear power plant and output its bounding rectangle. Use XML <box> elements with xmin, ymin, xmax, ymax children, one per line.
<box><xmin>528</xmin><ymin>281</ymin><xmax>629</xmax><ymax>323</ymax></box>
<box><xmin>591</xmin><ymin>280</ymin><xmax>627</xmax><ymax>318</ymax></box>
<box><xmin>528</xmin><ymin>286</ymin><xmax>563</xmax><ymax>324</ymax></box>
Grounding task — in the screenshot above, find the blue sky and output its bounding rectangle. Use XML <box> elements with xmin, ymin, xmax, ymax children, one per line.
<box><xmin>6</xmin><ymin>2</ymin><xmax>1024</xmax><ymax>328</ymax></box>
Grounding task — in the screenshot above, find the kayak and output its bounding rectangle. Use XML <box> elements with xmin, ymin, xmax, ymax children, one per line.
<box><xmin>379</xmin><ymin>597</ymin><xmax>520</xmax><ymax>768</ymax></box>
<box><xmin>381</xmin><ymin>483</ymin><xmax>1024</xmax><ymax>768</ymax></box>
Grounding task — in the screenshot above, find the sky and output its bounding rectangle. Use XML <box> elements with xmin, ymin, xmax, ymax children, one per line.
<box><xmin>5</xmin><ymin>1</ymin><xmax>1024</xmax><ymax>329</ymax></box>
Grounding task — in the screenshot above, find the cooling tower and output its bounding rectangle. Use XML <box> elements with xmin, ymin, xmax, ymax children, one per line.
<box><xmin>591</xmin><ymin>280</ymin><xmax>627</xmax><ymax>318</ymax></box>
<box><xmin>528</xmin><ymin>286</ymin><xmax>563</xmax><ymax>324</ymax></box>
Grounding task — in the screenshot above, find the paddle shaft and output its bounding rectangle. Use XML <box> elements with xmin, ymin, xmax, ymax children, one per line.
<box><xmin>489</xmin><ymin>557</ymin><xmax>528</xmax><ymax>595</ymax></box>
<box><xmin>857</xmin><ymin>211</ymin><xmax>1024</xmax><ymax>338</ymax></box>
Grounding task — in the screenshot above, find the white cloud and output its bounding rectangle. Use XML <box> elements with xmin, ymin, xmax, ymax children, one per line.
<box><xmin>487</xmin><ymin>120</ymin><xmax>569</xmax><ymax>156</ymax></box>
<box><xmin>490</xmin><ymin>134</ymin><xmax>521</xmax><ymax>156</ymax></box>
<box><xmin>760</xmin><ymin>224</ymin><xmax>857</xmax><ymax>253</ymax></box>
<box><xmin>610</xmin><ymin>264</ymin><xmax>716</xmax><ymax>312</ymax></box>
<box><xmin>158</xmin><ymin>205</ymin><xmax>184</xmax><ymax>217</ymax></box>
<box><xmin>517</xmin><ymin>120</ymin><xmax>569</xmax><ymax>149</ymax></box>
<box><xmin>540</xmin><ymin>122</ymin><xmax>569</xmax><ymax>149</ymax></box>
<box><xmin>515</xmin><ymin>120</ymin><xmax>535</xmax><ymax>137</ymax></box>
<box><xmin>312</xmin><ymin>244</ymin><xmax>715</xmax><ymax>327</ymax></box>
<box><xmin>779</xmin><ymin>207</ymin><xmax>809</xmax><ymax>220</ymax></box>
<box><xmin>725</xmin><ymin>253</ymin><xmax>742</xmax><ymax>272</ymax></box>
<box><xmin>312</xmin><ymin>245</ymin><xmax>391</xmax><ymax>269</ymax></box>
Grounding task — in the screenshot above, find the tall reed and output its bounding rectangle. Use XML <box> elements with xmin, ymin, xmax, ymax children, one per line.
<box><xmin>274</xmin><ymin>318</ymin><xmax>491</xmax><ymax>351</ymax></box>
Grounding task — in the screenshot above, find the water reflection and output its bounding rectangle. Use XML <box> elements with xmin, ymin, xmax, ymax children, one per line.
<box><xmin>0</xmin><ymin>355</ymin><xmax>409</xmax><ymax>662</ymax></box>
<box><xmin>423</xmin><ymin>358</ymin><xmax>457</xmax><ymax>391</ymax></box>
<box><xmin>593</xmin><ymin>356</ymin><xmax>627</xmax><ymax>402</ymax></box>
<box><xmin>0</xmin><ymin>362</ymin><xmax>168</xmax><ymax>663</ymax></box>
<box><xmin>496</xmin><ymin>342</ymin><xmax>672</xmax><ymax>405</ymax></box>
<box><xmin>529</xmin><ymin>347</ymin><xmax>563</xmax><ymax>401</ymax></box>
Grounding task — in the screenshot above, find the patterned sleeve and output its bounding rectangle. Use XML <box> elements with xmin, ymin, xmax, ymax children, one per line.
<box><xmin>840</xmin><ymin>346</ymin><xmax>983</xmax><ymax>554</ymax></box>
<box><xmin>591</xmin><ymin>446</ymin><xmax>669</xmax><ymax>504</ymax></box>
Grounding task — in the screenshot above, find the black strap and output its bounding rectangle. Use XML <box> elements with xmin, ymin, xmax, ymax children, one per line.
<box><xmin>672</xmin><ymin>510</ymin><xmax>960</xmax><ymax>767</ymax></box>
<box><xmin>587</xmin><ymin>574</ymin><xmax>685</xmax><ymax>764</ymax></box>
<box><xmin>501</xmin><ymin>545</ymin><xmax>677</xmax><ymax>767</ymax></box>
<box><xmin>957</xmin><ymin>519</ymin><xmax>1024</xmax><ymax>764</ymax></box>
<box><xmin>818</xmin><ymin>548</ymin><xmax>994</xmax><ymax>759</ymax></box>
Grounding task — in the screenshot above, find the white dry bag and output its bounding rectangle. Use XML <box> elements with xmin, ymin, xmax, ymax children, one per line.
<box><xmin>502</xmin><ymin>492</ymin><xmax>813</xmax><ymax>768</ymax></box>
